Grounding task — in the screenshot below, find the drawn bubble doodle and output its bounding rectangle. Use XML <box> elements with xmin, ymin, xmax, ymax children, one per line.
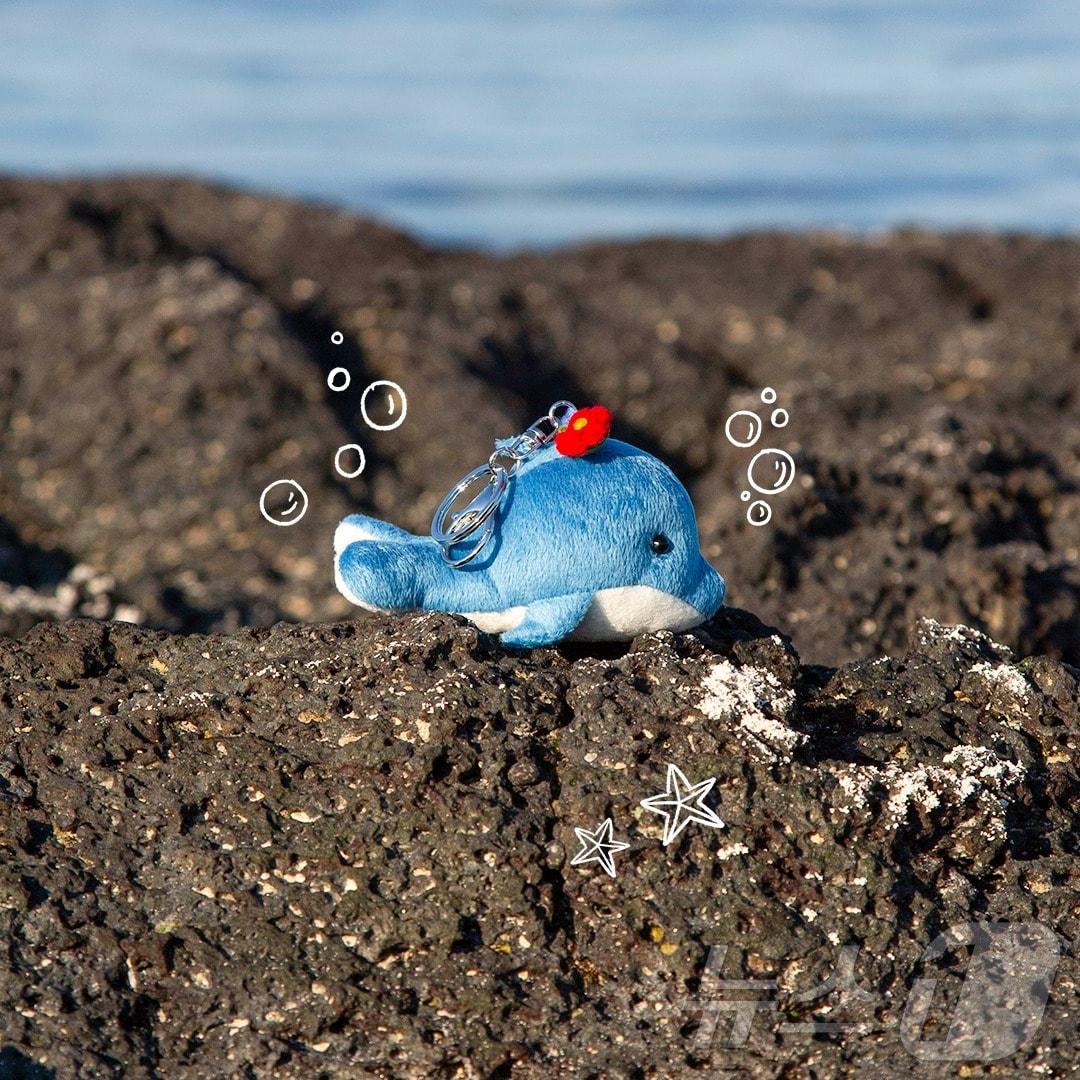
<box><xmin>334</xmin><ymin>443</ymin><xmax>366</xmax><ymax>479</ymax></box>
<box><xmin>746</xmin><ymin>499</ymin><xmax>772</xmax><ymax>527</ymax></box>
<box><xmin>722</xmin><ymin>386</ymin><xmax>797</xmax><ymax>528</ymax></box>
<box><xmin>747</xmin><ymin>448</ymin><xmax>796</xmax><ymax>496</ymax></box>
<box><xmin>259</xmin><ymin>479</ymin><xmax>309</xmax><ymax>527</ymax></box>
<box><xmin>361</xmin><ymin>380</ymin><xmax>407</xmax><ymax>431</ymax></box>
<box><xmin>327</xmin><ymin>367</ymin><xmax>351</xmax><ymax>392</ymax></box>
<box><xmin>724</xmin><ymin>410</ymin><xmax>763</xmax><ymax>449</ymax></box>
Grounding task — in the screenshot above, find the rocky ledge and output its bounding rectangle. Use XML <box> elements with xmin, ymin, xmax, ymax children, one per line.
<box><xmin>2</xmin><ymin>178</ymin><xmax>1080</xmax><ymax>667</ymax></box>
<box><xmin>1</xmin><ymin>611</ymin><xmax>1077</xmax><ymax>1077</ymax></box>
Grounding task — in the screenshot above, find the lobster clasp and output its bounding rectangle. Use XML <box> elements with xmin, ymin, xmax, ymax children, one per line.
<box><xmin>429</xmin><ymin>400</ymin><xmax>577</xmax><ymax>566</ymax></box>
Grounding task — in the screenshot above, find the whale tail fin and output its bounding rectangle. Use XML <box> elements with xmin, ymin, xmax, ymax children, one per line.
<box><xmin>334</xmin><ymin>539</ymin><xmax>423</xmax><ymax>613</ymax></box>
<box><xmin>333</xmin><ymin>513</ymin><xmax>413</xmax><ymax>555</ymax></box>
<box><xmin>334</xmin><ymin>514</ymin><xmax>448</xmax><ymax>613</ymax></box>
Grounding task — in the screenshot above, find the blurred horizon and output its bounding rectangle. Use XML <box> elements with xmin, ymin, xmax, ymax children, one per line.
<box><xmin>2</xmin><ymin>0</ymin><xmax>1079</xmax><ymax>249</ymax></box>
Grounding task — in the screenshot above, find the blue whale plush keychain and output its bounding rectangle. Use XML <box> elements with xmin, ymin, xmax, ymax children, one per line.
<box><xmin>334</xmin><ymin>401</ymin><xmax>725</xmax><ymax>648</ymax></box>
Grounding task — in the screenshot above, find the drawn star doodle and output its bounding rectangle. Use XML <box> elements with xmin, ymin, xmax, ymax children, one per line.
<box><xmin>639</xmin><ymin>763</ymin><xmax>725</xmax><ymax>845</ymax></box>
<box><xmin>570</xmin><ymin>817</ymin><xmax>630</xmax><ymax>878</ymax></box>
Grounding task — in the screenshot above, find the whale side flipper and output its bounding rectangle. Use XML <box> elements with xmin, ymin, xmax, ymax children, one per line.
<box><xmin>498</xmin><ymin>591</ymin><xmax>594</xmax><ymax>648</ymax></box>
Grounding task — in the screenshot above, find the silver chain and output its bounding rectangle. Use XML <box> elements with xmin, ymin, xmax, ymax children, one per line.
<box><xmin>430</xmin><ymin>400</ymin><xmax>577</xmax><ymax>566</ymax></box>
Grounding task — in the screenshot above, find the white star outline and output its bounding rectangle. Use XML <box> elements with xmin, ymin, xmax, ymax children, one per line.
<box><xmin>570</xmin><ymin>817</ymin><xmax>630</xmax><ymax>878</ymax></box>
<box><xmin>639</xmin><ymin>763</ymin><xmax>725</xmax><ymax>845</ymax></box>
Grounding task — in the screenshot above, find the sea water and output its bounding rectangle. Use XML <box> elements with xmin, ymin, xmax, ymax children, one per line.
<box><xmin>1</xmin><ymin>0</ymin><xmax>1077</xmax><ymax>249</ymax></box>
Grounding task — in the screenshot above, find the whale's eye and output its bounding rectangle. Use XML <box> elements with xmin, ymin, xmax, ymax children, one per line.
<box><xmin>650</xmin><ymin>533</ymin><xmax>672</xmax><ymax>555</ymax></box>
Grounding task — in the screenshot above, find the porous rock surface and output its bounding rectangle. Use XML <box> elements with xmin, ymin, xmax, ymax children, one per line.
<box><xmin>2</xmin><ymin>176</ymin><xmax>1079</xmax><ymax>666</ymax></box>
<box><xmin>1</xmin><ymin>611</ymin><xmax>1077</xmax><ymax>1077</ymax></box>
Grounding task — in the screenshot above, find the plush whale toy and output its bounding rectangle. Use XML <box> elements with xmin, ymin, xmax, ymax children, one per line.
<box><xmin>334</xmin><ymin>402</ymin><xmax>725</xmax><ymax>648</ymax></box>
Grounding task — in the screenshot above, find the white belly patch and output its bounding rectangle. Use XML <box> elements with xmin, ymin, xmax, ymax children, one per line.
<box><xmin>568</xmin><ymin>585</ymin><xmax>704</xmax><ymax>640</ymax></box>
<box><xmin>461</xmin><ymin>606</ymin><xmax>529</xmax><ymax>634</ymax></box>
<box><xmin>463</xmin><ymin>585</ymin><xmax>704</xmax><ymax>642</ymax></box>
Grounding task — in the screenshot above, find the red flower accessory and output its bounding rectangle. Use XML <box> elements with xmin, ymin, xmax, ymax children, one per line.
<box><xmin>555</xmin><ymin>405</ymin><xmax>612</xmax><ymax>457</ymax></box>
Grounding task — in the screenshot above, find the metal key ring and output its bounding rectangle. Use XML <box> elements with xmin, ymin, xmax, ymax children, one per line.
<box><xmin>548</xmin><ymin>400</ymin><xmax>576</xmax><ymax>427</ymax></box>
<box><xmin>430</xmin><ymin>464</ymin><xmax>509</xmax><ymax>566</ymax></box>
<box><xmin>431</xmin><ymin>400</ymin><xmax>578</xmax><ymax>566</ymax></box>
